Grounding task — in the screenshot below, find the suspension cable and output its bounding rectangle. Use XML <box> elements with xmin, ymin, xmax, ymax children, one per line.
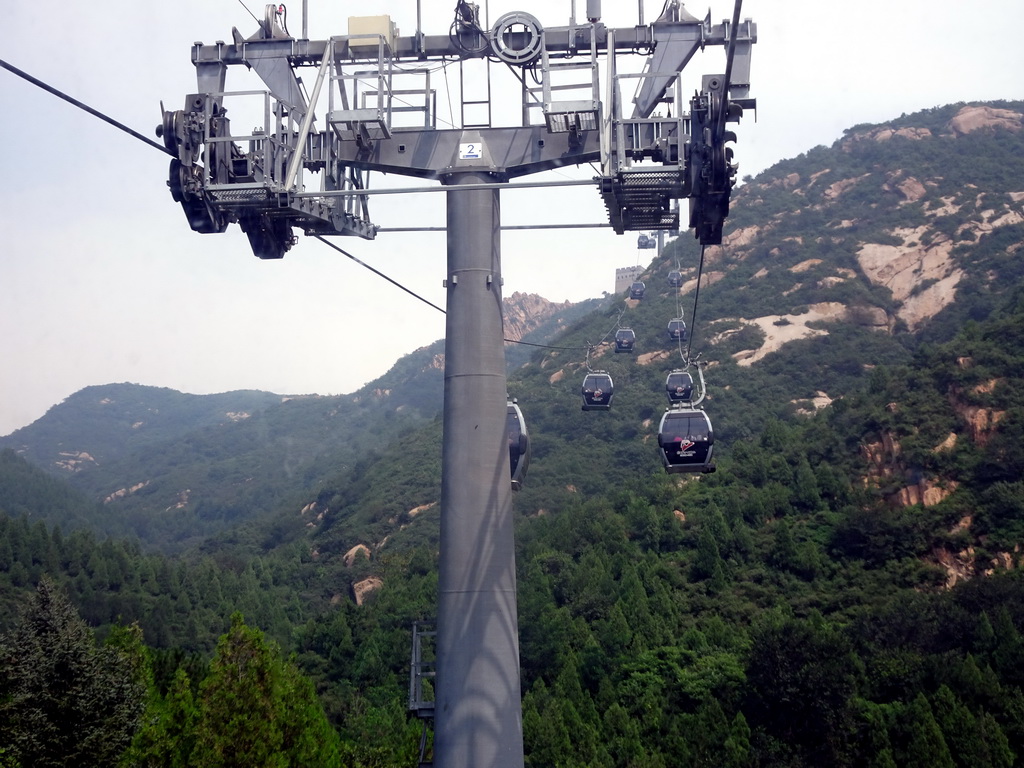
<box><xmin>312</xmin><ymin>235</ymin><xmax>446</xmax><ymax>313</ymax></box>
<box><xmin>1</xmin><ymin>58</ymin><xmax>174</xmax><ymax>157</ymax></box>
<box><xmin>313</xmin><ymin>236</ymin><xmax>590</xmax><ymax>352</ymax></box>
<box><xmin>237</xmin><ymin>0</ymin><xmax>261</xmax><ymax>24</ymax></box>
<box><xmin>685</xmin><ymin>243</ymin><xmax>708</xmax><ymax>365</ymax></box>
<box><xmin>2</xmin><ymin>56</ymin><xmax>602</xmax><ymax>357</ymax></box>
<box><xmin>723</xmin><ymin>0</ymin><xmax>744</xmax><ymax>97</ymax></box>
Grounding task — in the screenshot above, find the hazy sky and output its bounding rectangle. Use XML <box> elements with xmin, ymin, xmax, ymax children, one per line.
<box><xmin>2</xmin><ymin>0</ymin><xmax>1022</xmax><ymax>436</ymax></box>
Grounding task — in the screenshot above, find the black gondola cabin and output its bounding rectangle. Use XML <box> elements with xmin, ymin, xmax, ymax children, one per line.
<box><xmin>667</xmin><ymin>318</ymin><xmax>687</xmax><ymax>341</ymax></box>
<box><xmin>507</xmin><ymin>400</ymin><xmax>530</xmax><ymax>491</ymax></box>
<box><xmin>629</xmin><ymin>281</ymin><xmax>646</xmax><ymax>300</ymax></box>
<box><xmin>668</xmin><ymin>270</ymin><xmax>683</xmax><ymax>288</ymax></box>
<box><xmin>614</xmin><ymin>328</ymin><xmax>636</xmax><ymax>353</ymax></box>
<box><xmin>581</xmin><ymin>372</ymin><xmax>614</xmax><ymax>411</ymax></box>
<box><xmin>665</xmin><ymin>370</ymin><xmax>694</xmax><ymax>402</ymax></box>
<box><xmin>657</xmin><ymin>408</ymin><xmax>715</xmax><ymax>473</ymax></box>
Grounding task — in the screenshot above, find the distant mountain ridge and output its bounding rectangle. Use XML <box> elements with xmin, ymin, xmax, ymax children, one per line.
<box><xmin>2</xmin><ymin>384</ymin><xmax>285</xmax><ymax>471</ymax></box>
<box><xmin>0</xmin><ymin>291</ymin><xmax>596</xmax><ymax>548</ymax></box>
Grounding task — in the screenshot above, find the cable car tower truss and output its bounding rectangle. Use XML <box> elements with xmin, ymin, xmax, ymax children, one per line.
<box><xmin>160</xmin><ymin>3</ymin><xmax>754</xmax><ymax>767</ymax></box>
<box><xmin>161</xmin><ymin>1</ymin><xmax>755</xmax><ymax>258</ymax></box>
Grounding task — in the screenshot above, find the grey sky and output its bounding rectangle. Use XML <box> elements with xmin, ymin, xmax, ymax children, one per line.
<box><xmin>2</xmin><ymin>0</ymin><xmax>1022</xmax><ymax>436</ymax></box>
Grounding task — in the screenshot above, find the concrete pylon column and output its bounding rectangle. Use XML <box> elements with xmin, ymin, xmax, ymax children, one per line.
<box><xmin>434</xmin><ymin>170</ymin><xmax>524</xmax><ymax>768</ymax></box>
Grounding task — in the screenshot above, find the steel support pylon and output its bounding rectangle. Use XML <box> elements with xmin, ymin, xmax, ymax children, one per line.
<box><xmin>435</xmin><ymin>171</ymin><xmax>524</xmax><ymax>768</ymax></box>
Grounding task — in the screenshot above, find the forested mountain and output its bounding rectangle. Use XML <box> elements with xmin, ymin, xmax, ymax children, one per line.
<box><xmin>0</xmin><ymin>293</ymin><xmax>589</xmax><ymax>551</ymax></box>
<box><xmin>2</xmin><ymin>101</ymin><xmax>1024</xmax><ymax>767</ymax></box>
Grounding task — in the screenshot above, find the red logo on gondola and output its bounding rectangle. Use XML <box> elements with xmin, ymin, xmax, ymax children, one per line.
<box><xmin>674</xmin><ymin>438</ymin><xmax>695</xmax><ymax>454</ymax></box>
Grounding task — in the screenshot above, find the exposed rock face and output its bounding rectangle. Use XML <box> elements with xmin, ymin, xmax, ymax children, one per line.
<box><xmin>104</xmin><ymin>481</ymin><xmax>150</xmax><ymax>504</ymax></box>
<box><xmin>947</xmin><ymin>105</ymin><xmax>1024</xmax><ymax>135</ymax></box>
<box><xmin>824</xmin><ymin>175</ymin><xmax>869</xmax><ymax>199</ymax></box>
<box><xmin>298</xmin><ymin>501</ymin><xmax>326</xmax><ymax>528</ymax></box>
<box><xmin>767</xmin><ymin>172</ymin><xmax>801</xmax><ymax>189</ymax></box>
<box><xmin>55</xmin><ymin>451</ymin><xmax>97</xmax><ymax>472</ymax></box>
<box><xmin>790</xmin><ymin>259</ymin><xmax>823</xmax><ymax>273</ymax></box>
<box><xmin>408</xmin><ymin>502</ymin><xmax>436</xmax><ymax>517</ymax></box>
<box><xmin>636</xmin><ymin>350</ymin><xmax>673</xmax><ymax>366</ymax></box>
<box><xmin>724</xmin><ymin>303</ymin><xmax>888</xmax><ymax>367</ymax></box>
<box><xmin>860</xmin><ymin>430</ymin><xmax>902</xmax><ymax>482</ymax></box>
<box><xmin>928</xmin><ymin>513</ymin><xmax>1020</xmax><ymax>590</ymax></box>
<box><xmin>792</xmin><ymin>391</ymin><xmax>833</xmax><ymax>416</ymax></box>
<box><xmin>352</xmin><ymin>576</ymin><xmax>383</xmax><ymax>605</ymax></box>
<box><xmin>840</xmin><ymin>126</ymin><xmax>932</xmax><ymax>150</ymax></box>
<box><xmin>985</xmin><ymin>551</ymin><xmax>1017</xmax><ymax>576</ymax></box>
<box><xmin>935</xmin><ymin>547</ymin><xmax>975</xmax><ymax>589</ymax></box>
<box><xmin>859</xmin><ymin>428</ymin><xmax>945</xmax><ymax>505</ymax></box>
<box><xmin>857</xmin><ymin>227</ymin><xmax>964</xmax><ymax>331</ymax></box>
<box><xmin>166</xmin><ymin>489</ymin><xmax>190</xmax><ymax>512</ymax></box>
<box><xmin>891</xmin><ymin>175</ymin><xmax>928</xmax><ymax>203</ymax></box>
<box><xmin>680</xmin><ymin>271</ymin><xmax>725</xmax><ymax>295</ymax></box>
<box><xmin>722</xmin><ymin>224</ymin><xmax>761</xmax><ymax>248</ymax></box>
<box><xmin>344</xmin><ymin>544</ymin><xmax>371</xmax><ymax>567</ymax></box>
<box><xmin>947</xmin><ymin>371</ymin><xmax>1008</xmax><ymax>447</ymax></box>
<box><xmin>502</xmin><ymin>291</ymin><xmax>573</xmax><ymax>343</ymax></box>
<box><xmin>709</xmin><ymin>108</ymin><xmax>1024</xmax><ymax>358</ymax></box>
<box><xmin>859</xmin><ymin>431</ymin><xmax>956</xmax><ymax>509</ymax></box>
<box><xmin>956</xmin><ymin>404</ymin><xmax>1006</xmax><ymax>446</ymax></box>
<box><xmin>895</xmin><ymin>479</ymin><xmax>958</xmax><ymax>508</ymax></box>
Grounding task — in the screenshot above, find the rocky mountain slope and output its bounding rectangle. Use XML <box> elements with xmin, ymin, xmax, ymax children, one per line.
<box><xmin>732</xmin><ymin>104</ymin><xmax>1020</xmax><ymax>330</ymax></box>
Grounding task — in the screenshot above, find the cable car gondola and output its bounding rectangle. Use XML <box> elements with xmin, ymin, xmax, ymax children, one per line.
<box><xmin>657</xmin><ymin>407</ymin><xmax>715</xmax><ymax>474</ymax></box>
<box><xmin>665</xmin><ymin>370</ymin><xmax>694</xmax><ymax>403</ymax></box>
<box><xmin>629</xmin><ymin>281</ymin><xmax>646</xmax><ymax>300</ymax></box>
<box><xmin>667</xmin><ymin>318</ymin><xmax>687</xmax><ymax>341</ymax></box>
<box><xmin>637</xmin><ymin>233</ymin><xmax>656</xmax><ymax>250</ymax></box>
<box><xmin>667</xmin><ymin>270</ymin><xmax>683</xmax><ymax>288</ymax></box>
<box><xmin>614</xmin><ymin>328</ymin><xmax>636</xmax><ymax>353</ymax></box>
<box><xmin>507</xmin><ymin>399</ymin><xmax>530</xmax><ymax>491</ymax></box>
<box><xmin>581</xmin><ymin>372</ymin><xmax>614</xmax><ymax>411</ymax></box>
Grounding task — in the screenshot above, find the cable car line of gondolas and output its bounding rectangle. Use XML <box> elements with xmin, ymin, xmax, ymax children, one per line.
<box><xmin>580</xmin><ymin>310</ymin><xmax>623</xmax><ymax>411</ymax></box>
<box><xmin>572</xmin><ymin>242</ymin><xmax>716</xmax><ymax>474</ymax></box>
<box><xmin>320</xmin><ymin>230</ymin><xmax>718</xmax><ymax>481</ymax></box>
<box><xmin>661</xmin><ymin>243</ymin><xmax>716</xmax><ymax>473</ymax></box>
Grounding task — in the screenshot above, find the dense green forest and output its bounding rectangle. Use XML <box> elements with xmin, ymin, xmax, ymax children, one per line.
<box><xmin>3</xmin><ymin>102</ymin><xmax>1024</xmax><ymax>766</ymax></box>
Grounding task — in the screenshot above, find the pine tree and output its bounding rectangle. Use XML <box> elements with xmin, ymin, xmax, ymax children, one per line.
<box><xmin>723</xmin><ymin>711</ymin><xmax>753</xmax><ymax>768</ymax></box>
<box><xmin>523</xmin><ymin>682</ymin><xmax>572</xmax><ymax>767</ymax></box>
<box><xmin>900</xmin><ymin>693</ymin><xmax>955</xmax><ymax>768</ymax></box>
<box><xmin>975</xmin><ymin>711</ymin><xmax>1015</xmax><ymax>768</ymax></box>
<box><xmin>791</xmin><ymin>456</ymin><xmax>822</xmax><ymax>512</ymax></box>
<box><xmin>770</xmin><ymin>519</ymin><xmax>799</xmax><ymax>572</ymax></box>
<box><xmin>0</xmin><ymin>577</ymin><xmax>147</xmax><ymax>767</ymax></box>
<box><xmin>857</xmin><ymin>700</ymin><xmax>898</xmax><ymax>768</ymax></box>
<box><xmin>691</xmin><ymin>525</ymin><xmax>725</xmax><ymax>584</ymax></box>
<box><xmin>189</xmin><ymin>612</ymin><xmax>340</xmax><ymax>768</ymax></box>
<box><xmin>122</xmin><ymin>667</ymin><xmax>198</xmax><ymax>768</ymax></box>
